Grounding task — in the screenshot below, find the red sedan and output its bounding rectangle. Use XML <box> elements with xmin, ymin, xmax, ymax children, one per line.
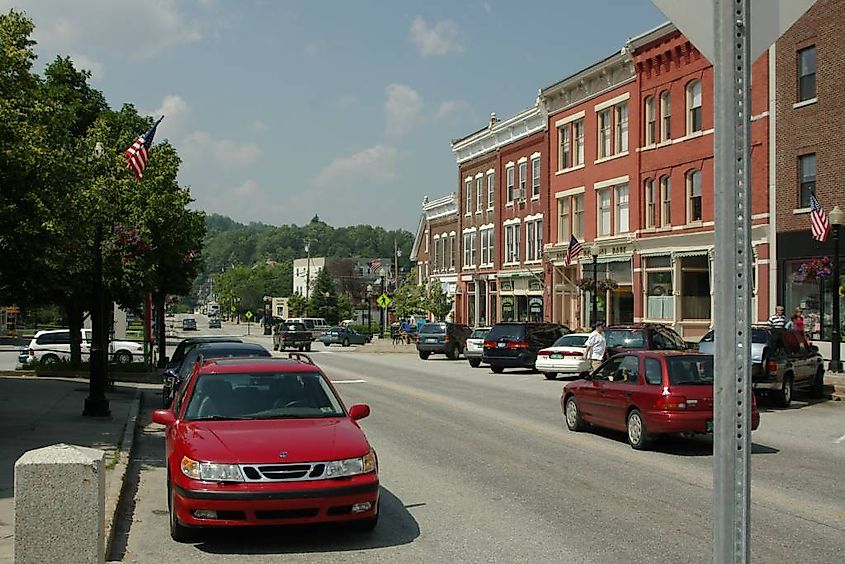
<box><xmin>152</xmin><ymin>356</ymin><xmax>378</xmax><ymax>541</ymax></box>
<box><xmin>560</xmin><ymin>351</ymin><xmax>760</xmax><ymax>449</ymax></box>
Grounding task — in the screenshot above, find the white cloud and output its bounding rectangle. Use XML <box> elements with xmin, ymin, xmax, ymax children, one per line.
<box><xmin>182</xmin><ymin>131</ymin><xmax>263</xmax><ymax>168</ymax></box>
<box><xmin>231</xmin><ymin>179</ymin><xmax>259</xmax><ymax>198</ymax></box>
<box><xmin>435</xmin><ymin>100</ymin><xmax>459</xmax><ymax>119</ymax></box>
<box><xmin>409</xmin><ymin>17</ymin><xmax>462</xmax><ymax>57</ymax></box>
<box><xmin>145</xmin><ymin>95</ymin><xmax>191</xmax><ymax>139</ymax></box>
<box><xmin>68</xmin><ymin>53</ymin><xmax>104</xmax><ymax>80</ymax></box>
<box><xmin>384</xmin><ymin>84</ymin><xmax>424</xmax><ymax>137</ymax></box>
<box><xmin>312</xmin><ymin>145</ymin><xmax>397</xmax><ymax>188</ymax></box>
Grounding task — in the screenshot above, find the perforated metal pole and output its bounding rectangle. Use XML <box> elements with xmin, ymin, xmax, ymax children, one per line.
<box><xmin>713</xmin><ymin>0</ymin><xmax>752</xmax><ymax>562</ymax></box>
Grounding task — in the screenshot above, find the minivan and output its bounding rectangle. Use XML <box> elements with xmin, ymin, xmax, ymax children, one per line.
<box><xmin>286</xmin><ymin>317</ymin><xmax>331</xmax><ymax>339</ymax></box>
<box><xmin>482</xmin><ymin>322</ymin><xmax>571</xmax><ymax>373</ymax></box>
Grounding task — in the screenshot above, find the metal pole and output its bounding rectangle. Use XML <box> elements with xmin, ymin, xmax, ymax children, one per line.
<box><xmin>84</xmin><ymin>223</ymin><xmax>110</xmax><ymax>417</ymax></box>
<box><xmin>305</xmin><ymin>241</ymin><xmax>311</xmax><ymax>317</ymax></box>
<box><xmin>592</xmin><ymin>254</ymin><xmax>598</xmax><ymax>327</ymax></box>
<box><xmin>831</xmin><ymin>224</ymin><xmax>842</xmax><ymax>371</ymax></box>
<box><xmin>713</xmin><ymin>0</ymin><xmax>752</xmax><ymax>561</ymax></box>
<box><xmin>368</xmin><ymin>298</ymin><xmax>372</xmax><ymax>337</ymax></box>
<box><xmin>379</xmin><ymin>276</ymin><xmax>385</xmax><ymax>339</ymax></box>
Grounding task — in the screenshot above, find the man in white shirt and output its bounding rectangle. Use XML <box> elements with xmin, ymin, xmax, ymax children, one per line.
<box><xmin>768</xmin><ymin>305</ymin><xmax>787</xmax><ymax>329</ymax></box>
<box><xmin>584</xmin><ymin>321</ymin><xmax>607</xmax><ymax>370</ymax></box>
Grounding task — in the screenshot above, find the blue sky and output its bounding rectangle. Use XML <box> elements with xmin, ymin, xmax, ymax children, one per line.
<box><xmin>6</xmin><ymin>0</ymin><xmax>664</xmax><ymax>230</ymax></box>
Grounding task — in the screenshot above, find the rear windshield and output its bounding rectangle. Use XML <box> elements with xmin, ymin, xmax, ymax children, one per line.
<box><xmin>179</xmin><ymin>347</ymin><xmax>271</xmax><ymax>379</ymax></box>
<box><xmin>421</xmin><ymin>323</ymin><xmax>445</xmax><ymax>334</ymax></box>
<box><xmin>485</xmin><ymin>324</ymin><xmax>526</xmax><ymax>341</ymax></box>
<box><xmin>605</xmin><ymin>329</ymin><xmax>645</xmax><ymax>349</ymax></box>
<box><xmin>700</xmin><ymin>329</ymin><xmax>767</xmax><ymax>344</ymax></box>
<box><xmin>666</xmin><ymin>356</ymin><xmax>714</xmax><ymax>385</ymax></box>
<box><xmin>469</xmin><ymin>329</ymin><xmax>490</xmax><ymax>339</ymax></box>
<box><xmin>552</xmin><ymin>335</ymin><xmax>589</xmax><ymax>347</ymax></box>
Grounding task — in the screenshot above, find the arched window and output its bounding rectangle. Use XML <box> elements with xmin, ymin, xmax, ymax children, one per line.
<box><xmin>644</xmin><ymin>179</ymin><xmax>656</xmax><ymax>228</ymax></box>
<box><xmin>686</xmin><ymin>80</ymin><xmax>702</xmax><ymax>133</ymax></box>
<box><xmin>644</xmin><ymin>96</ymin><xmax>656</xmax><ymax>145</ymax></box>
<box><xmin>659</xmin><ymin>90</ymin><xmax>671</xmax><ymax>141</ymax></box>
<box><xmin>660</xmin><ymin>175</ymin><xmax>672</xmax><ymax>227</ymax></box>
<box><xmin>687</xmin><ymin>169</ymin><xmax>703</xmax><ymax>222</ymax></box>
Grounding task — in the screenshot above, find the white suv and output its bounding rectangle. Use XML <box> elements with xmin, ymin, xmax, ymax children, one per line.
<box><xmin>25</xmin><ymin>329</ymin><xmax>144</xmax><ymax>366</ymax></box>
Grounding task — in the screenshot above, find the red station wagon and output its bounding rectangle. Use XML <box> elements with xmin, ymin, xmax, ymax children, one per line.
<box><xmin>152</xmin><ymin>355</ymin><xmax>379</xmax><ymax>541</ymax></box>
<box><xmin>560</xmin><ymin>351</ymin><xmax>760</xmax><ymax>449</ymax></box>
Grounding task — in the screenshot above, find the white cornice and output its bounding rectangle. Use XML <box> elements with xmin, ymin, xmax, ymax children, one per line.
<box><xmin>452</xmin><ymin>103</ymin><xmax>547</xmax><ymax>164</ymax></box>
<box><xmin>422</xmin><ymin>192</ymin><xmax>458</xmax><ymax>221</ymax></box>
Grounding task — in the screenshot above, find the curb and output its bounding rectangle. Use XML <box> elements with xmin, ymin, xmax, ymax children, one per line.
<box><xmin>104</xmin><ymin>390</ymin><xmax>142</xmax><ymax>559</ymax></box>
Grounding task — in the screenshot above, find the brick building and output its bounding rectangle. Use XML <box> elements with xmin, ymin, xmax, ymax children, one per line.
<box><xmin>774</xmin><ymin>0</ymin><xmax>845</xmax><ymax>348</ymax></box>
<box><xmin>409</xmin><ymin>193</ymin><xmax>460</xmax><ymax>320</ymax></box>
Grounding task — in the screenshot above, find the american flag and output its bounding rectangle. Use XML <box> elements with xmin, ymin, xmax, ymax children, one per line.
<box><xmin>124</xmin><ymin>116</ymin><xmax>163</xmax><ymax>181</ymax></box>
<box><xmin>564</xmin><ymin>235</ymin><xmax>583</xmax><ymax>266</ymax></box>
<box><xmin>370</xmin><ymin>259</ymin><xmax>382</xmax><ymax>271</ymax></box>
<box><xmin>810</xmin><ymin>192</ymin><xmax>830</xmax><ymax>242</ymax></box>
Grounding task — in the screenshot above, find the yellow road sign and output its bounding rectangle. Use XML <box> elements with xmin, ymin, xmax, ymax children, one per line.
<box><xmin>245</xmin><ymin>310</ymin><xmax>253</xmax><ymax>320</ymax></box>
<box><xmin>376</xmin><ymin>294</ymin><xmax>391</xmax><ymax>309</ymax></box>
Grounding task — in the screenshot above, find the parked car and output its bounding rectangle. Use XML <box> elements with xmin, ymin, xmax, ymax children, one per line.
<box><xmin>536</xmin><ymin>333</ymin><xmax>591</xmax><ymax>379</ymax></box>
<box><xmin>25</xmin><ymin>329</ymin><xmax>144</xmax><ymax>366</ymax></box>
<box><xmin>162</xmin><ymin>337</ymin><xmax>244</xmax><ymax>405</ymax></box>
<box><xmin>18</xmin><ymin>345</ymin><xmax>29</xmax><ymax>365</ymax></box>
<box><xmin>162</xmin><ymin>341</ymin><xmax>270</xmax><ymax>406</ymax></box>
<box><xmin>273</xmin><ymin>321</ymin><xmax>313</xmax><ymax>352</ymax></box>
<box><xmin>152</xmin><ymin>355</ymin><xmax>379</xmax><ymax>541</ymax></box>
<box><xmin>465</xmin><ymin>327</ymin><xmax>491</xmax><ymax>368</ymax></box>
<box><xmin>416</xmin><ymin>322</ymin><xmax>472</xmax><ymax>360</ymax></box>
<box><xmin>482</xmin><ymin>322</ymin><xmax>570</xmax><ymax>373</ymax></box>
<box><xmin>208</xmin><ymin>318</ymin><xmax>222</xmax><ymax>329</ymax></box>
<box><xmin>698</xmin><ymin>327</ymin><xmax>824</xmax><ymax>407</ymax></box>
<box><xmin>604</xmin><ymin>324</ymin><xmax>688</xmax><ymax>357</ymax></box>
<box><xmin>182</xmin><ymin>318</ymin><xmax>198</xmax><ymax>331</ymax></box>
<box><xmin>561</xmin><ymin>351</ymin><xmax>761</xmax><ymax>449</ymax></box>
<box><xmin>318</xmin><ymin>326</ymin><xmax>370</xmax><ymax>347</ymax></box>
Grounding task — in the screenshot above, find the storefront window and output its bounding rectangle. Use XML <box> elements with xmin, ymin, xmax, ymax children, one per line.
<box><xmin>528</xmin><ymin>297</ymin><xmax>544</xmax><ymax>322</ymax></box>
<box><xmin>784</xmin><ymin>259</ymin><xmax>843</xmax><ymax>341</ymax></box>
<box><xmin>644</xmin><ymin>256</ymin><xmax>673</xmax><ymax>320</ymax></box>
<box><xmin>467</xmin><ymin>282</ymin><xmax>476</xmax><ymax>326</ymax></box>
<box><xmin>501</xmin><ymin>297</ymin><xmax>514</xmax><ymax>322</ymax></box>
<box><xmin>680</xmin><ymin>255</ymin><xmax>711</xmax><ymax>320</ymax></box>
<box><xmin>478</xmin><ymin>281</ymin><xmax>487</xmax><ymax>326</ymax></box>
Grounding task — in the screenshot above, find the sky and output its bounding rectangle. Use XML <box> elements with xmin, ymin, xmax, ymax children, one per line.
<box><xmin>5</xmin><ymin>0</ymin><xmax>665</xmax><ymax>231</ymax></box>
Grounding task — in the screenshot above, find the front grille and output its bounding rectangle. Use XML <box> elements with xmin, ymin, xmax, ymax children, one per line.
<box><xmin>327</xmin><ymin>505</ymin><xmax>353</xmax><ymax>516</ymax></box>
<box><xmin>240</xmin><ymin>463</ymin><xmax>327</xmax><ymax>482</ymax></box>
<box><xmin>255</xmin><ymin>508</ymin><xmax>319</xmax><ymax>520</ymax></box>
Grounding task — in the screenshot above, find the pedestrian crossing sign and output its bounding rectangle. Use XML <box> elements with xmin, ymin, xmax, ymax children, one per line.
<box><xmin>376</xmin><ymin>294</ymin><xmax>391</xmax><ymax>309</ymax></box>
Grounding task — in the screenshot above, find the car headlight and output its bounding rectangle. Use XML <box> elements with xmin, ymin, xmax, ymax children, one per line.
<box><xmin>325</xmin><ymin>450</ymin><xmax>377</xmax><ymax>478</ymax></box>
<box><xmin>180</xmin><ymin>456</ymin><xmax>244</xmax><ymax>482</ymax></box>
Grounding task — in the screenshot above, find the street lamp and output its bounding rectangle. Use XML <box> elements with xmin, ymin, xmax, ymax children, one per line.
<box><xmin>590</xmin><ymin>242</ymin><xmax>600</xmax><ymax>328</ymax></box>
<box><xmin>366</xmin><ymin>284</ymin><xmax>374</xmax><ymax>337</ymax></box>
<box><xmin>263</xmin><ymin>295</ymin><xmax>272</xmax><ymax>335</ymax></box>
<box><xmin>304</xmin><ymin>240</ymin><xmax>311</xmax><ymax>316</ymax></box>
<box><xmin>829</xmin><ymin>205</ymin><xmax>844</xmax><ymax>372</ymax></box>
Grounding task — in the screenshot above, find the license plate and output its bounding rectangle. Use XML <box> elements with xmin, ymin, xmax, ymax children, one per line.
<box><xmin>497</xmin><ymin>342</ymin><xmax>506</xmax><ymax>348</ymax></box>
<box><xmin>427</xmin><ymin>338</ymin><xmax>437</xmax><ymax>343</ymax></box>
<box><xmin>550</xmin><ymin>354</ymin><xmax>562</xmax><ymax>359</ymax></box>
<box><xmin>706</xmin><ymin>420</ymin><xmax>713</xmax><ymax>432</ymax></box>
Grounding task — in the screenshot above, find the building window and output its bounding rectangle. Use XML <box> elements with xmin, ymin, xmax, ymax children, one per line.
<box><xmin>463</xmin><ymin>232</ymin><xmax>475</xmax><ymax>268</ymax></box>
<box><xmin>659</xmin><ymin>91</ymin><xmax>671</xmax><ymax>141</ymax></box>
<box><xmin>487</xmin><ymin>173</ymin><xmax>495</xmax><ymax>210</ymax></box>
<box><xmin>476</xmin><ymin>177</ymin><xmax>483</xmax><ymax>213</ymax></box>
<box><xmin>449</xmin><ymin>234</ymin><xmax>456</xmax><ymax>269</ymax></box>
<box><xmin>525</xmin><ymin>218</ymin><xmax>543</xmax><ymax>262</ymax></box>
<box><xmin>558</xmin><ymin>125</ymin><xmax>571</xmax><ymax>170</ymax></box>
<box><xmin>798</xmin><ymin>46</ymin><xmax>816</xmax><ymax>102</ymax></box>
<box><xmin>573</xmin><ymin>119</ymin><xmax>584</xmax><ymax>166</ymax></box>
<box><xmin>660</xmin><ymin>175</ymin><xmax>672</xmax><ymax>227</ymax></box>
<box><xmin>644</xmin><ymin>96</ymin><xmax>656</xmax><ymax>146</ymax></box>
<box><xmin>424</xmin><ymin>228</ymin><xmax>429</xmax><ymax>252</ymax></box>
<box><xmin>470</xmin><ymin>232</ymin><xmax>477</xmax><ymax>267</ymax></box>
<box><xmin>479</xmin><ymin>227</ymin><xmax>494</xmax><ymax>267</ymax></box>
<box><xmin>598</xmin><ymin>109</ymin><xmax>612</xmax><ymax>158</ymax></box>
<box><xmin>531</xmin><ymin>156</ymin><xmax>541</xmax><ymax>198</ymax></box>
<box><xmin>518</xmin><ymin>161</ymin><xmax>527</xmax><ymax>200</ymax></box>
<box><xmin>558</xmin><ymin>197</ymin><xmax>570</xmax><ymax>242</ymax></box>
<box><xmin>506</xmin><ymin>166</ymin><xmax>515</xmax><ymax>203</ymax></box>
<box><xmin>681</xmin><ymin>255</ymin><xmax>711</xmax><ymax>320</ymax></box>
<box><xmin>687</xmin><ymin>170</ymin><xmax>703</xmax><ymax>222</ymax></box>
<box><xmin>645</xmin><ymin>179</ymin><xmax>656</xmax><ymax>228</ymax></box>
<box><xmin>573</xmin><ymin>194</ymin><xmax>584</xmax><ymax>239</ymax></box>
<box><xmin>615</xmin><ymin>184</ymin><xmax>629</xmax><ymax>233</ymax></box>
<box><xmin>504</xmin><ymin>223</ymin><xmax>520</xmax><ymax>264</ymax></box>
<box><xmin>432</xmin><ymin>236</ymin><xmax>439</xmax><ymax>272</ymax></box>
<box><xmin>465</xmin><ymin>179</ymin><xmax>472</xmax><ymax>215</ymax></box>
<box><xmin>644</xmin><ymin>256</ymin><xmax>673</xmax><ymax>320</ymax></box>
<box><xmin>799</xmin><ymin>153</ymin><xmax>816</xmax><ymax>208</ymax></box>
<box><xmin>687</xmin><ymin>80</ymin><xmax>702</xmax><ymax>133</ymax></box>
<box><xmin>598</xmin><ymin>188</ymin><xmax>612</xmax><ymax>236</ymax></box>
<box><xmin>615</xmin><ymin>103</ymin><xmax>628</xmax><ymax>153</ymax></box>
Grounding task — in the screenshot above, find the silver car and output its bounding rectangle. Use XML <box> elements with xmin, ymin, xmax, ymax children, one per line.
<box><xmin>465</xmin><ymin>327</ymin><xmax>491</xmax><ymax>368</ymax></box>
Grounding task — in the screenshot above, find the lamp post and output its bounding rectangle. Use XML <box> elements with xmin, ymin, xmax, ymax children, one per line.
<box><xmin>589</xmin><ymin>242</ymin><xmax>600</xmax><ymax>328</ymax></box>
<box><xmin>263</xmin><ymin>295</ymin><xmax>272</xmax><ymax>335</ymax></box>
<box><xmin>366</xmin><ymin>284</ymin><xmax>373</xmax><ymax>337</ymax></box>
<box><xmin>304</xmin><ymin>240</ymin><xmax>311</xmax><ymax>317</ymax></box>
<box><xmin>829</xmin><ymin>205</ymin><xmax>844</xmax><ymax>372</ymax></box>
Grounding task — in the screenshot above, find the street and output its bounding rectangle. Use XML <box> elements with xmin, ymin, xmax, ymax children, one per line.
<box><xmin>113</xmin><ymin>348</ymin><xmax>845</xmax><ymax>563</ymax></box>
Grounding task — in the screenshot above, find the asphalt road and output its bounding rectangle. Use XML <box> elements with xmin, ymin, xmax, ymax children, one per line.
<box><xmin>112</xmin><ymin>348</ymin><xmax>845</xmax><ymax>563</ymax></box>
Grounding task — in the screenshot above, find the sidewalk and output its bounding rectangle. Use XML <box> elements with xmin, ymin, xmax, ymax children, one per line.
<box><xmin>0</xmin><ymin>375</ymin><xmax>140</xmax><ymax>563</ymax></box>
<box><xmin>355</xmin><ymin>337</ymin><xmax>417</xmax><ymax>354</ymax></box>
<box><xmin>824</xmin><ymin>371</ymin><xmax>845</xmax><ymax>399</ymax></box>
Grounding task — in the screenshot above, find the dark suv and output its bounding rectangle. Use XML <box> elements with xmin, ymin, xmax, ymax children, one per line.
<box><xmin>416</xmin><ymin>322</ymin><xmax>472</xmax><ymax>360</ymax></box>
<box><xmin>604</xmin><ymin>324</ymin><xmax>688</xmax><ymax>356</ymax></box>
<box><xmin>482</xmin><ymin>322</ymin><xmax>570</xmax><ymax>373</ymax></box>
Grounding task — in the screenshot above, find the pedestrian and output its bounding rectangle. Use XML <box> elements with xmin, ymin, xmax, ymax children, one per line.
<box><xmin>768</xmin><ymin>305</ymin><xmax>787</xmax><ymax>329</ymax></box>
<box><xmin>785</xmin><ymin>307</ymin><xmax>805</xmax><ymax>333</ymax></box>
<box><xmin>583</xmin><ymin>321</ymin><xmax>607</xmax><ymax>370</ymax></box>
<box><xmin>400</xmin><ymin>319</ymin><xmax>412</xmax><ymax>344</ymax></box>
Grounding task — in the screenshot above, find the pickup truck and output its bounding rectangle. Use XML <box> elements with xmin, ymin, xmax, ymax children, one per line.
<box><xmin>273</xmin><ymin>321</ymin><xmax>313</xmax><ymax>352</ymax></box>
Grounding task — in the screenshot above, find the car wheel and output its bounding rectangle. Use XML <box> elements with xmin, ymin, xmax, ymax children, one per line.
<box><xmin>114</xmin><ymin>351</ymin><xmax>132</xmax><ymax>364</ymax></box>
<box><xmin>418</xmin><ymin>351</ymin><xmax>430</xmax><ymax>360</ymax></box>
<box><xmin>343</xmin><ymin>338</ymin><xmax>350</xmax><ymax>347</ymax></box>
<box><xmin>564</xmin><ymin>396</ymin><xmax>584</xmax><ymax>431</ymax></box>
<box><xmin>324</xmin><ymin>341</ymin><xmax>331</xmax><ymax>347</ymax></box>
<box><xmin>491</xmin><ymin>366</ymin><xmax>504</xmax><ymax>374</ymax></box>
<box><xmin>775</xmin><ymin>375</ymin><xmax>793</xmax><ymax>408</ymax></box>
<box><xmin>811</xmin><ymin>367</ymin><xmax>825</xmax><ymax>398</ymax></box>
<box><xmin>305</xmin><ymin>343</ymin><xmax>311</xmax><ymax>352</ymax></box>
<box><xmin>468</xmin><ymin>358</ymin><xmax>481</xmax><ymax>368</ymax></box>
<box><xmin>627</xmin><ymin>409</ymin><xmax>651</xmax><ymax>450</ymax></box>
<box><xmin>544</xmin><ymin>372</ymin><xmax>558</xmax><ymax>380</ymax></box>
<box><xmin>446</xmin><ymin>346</ymin><xmax>460</xmax><ymax>360</ymax></box>
<box><xmin>168</xmin><ymin>482</ymin><xmax>196</xmax><ymax>543</ymax></box>
<box><xmin>40</xmin><ymin>354</ymin><xmax>59</xmax><ymax>366</ymax></box>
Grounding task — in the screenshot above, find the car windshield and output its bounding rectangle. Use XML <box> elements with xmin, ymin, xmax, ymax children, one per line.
<box><xmin>178</xmin><ymin>347</ymin><xmax>270</xmax><ymax>379</ymax></box>
<box><xmin>605</xmin><ymin>329</ymin><xmax>645</xmax><ymax>349</ymax></box>
<box><xmin>700</xmin><ymin>329</ymin><xmax>768</xmax><ymax>344</ymax></box>
<box><xmin>183</xmin><ymin>371</ymin><xmax>344</xmax><ymax>420</ymax></box>
<box><xmin>469</xmin><ymin>329</ymin><xmax>489</xmax><ymax>339</ymax></box>
<box><xmin>421</xmin><ymin>323</ymin><xmax>445</xmax><ymax>334</ymax></box>
<box><xmin>666</xmin><ymin>356</ymin><xmax>714</xmax><ymax>386</ymax></box>
<box><xmin>552</xmin><ymin>335</ymin><xmax>589</xmax><ymax>347</ymax></box>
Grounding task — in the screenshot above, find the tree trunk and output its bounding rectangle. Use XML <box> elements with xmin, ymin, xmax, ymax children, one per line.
<box><xmin>66</xmin><ymin>303</ymin><xmax>84</xmax><ymax>368</ymax></box>
<box><xmin>155</xmin><ymin>293</ymin><xmax>167</xmax><ymax>368</ymax></box>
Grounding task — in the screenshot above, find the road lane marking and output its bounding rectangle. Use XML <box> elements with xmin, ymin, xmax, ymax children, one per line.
<box><xmin>835</xmin><ymin>434</ymin><xmax>845</xmax><ymax>444</ymax></box>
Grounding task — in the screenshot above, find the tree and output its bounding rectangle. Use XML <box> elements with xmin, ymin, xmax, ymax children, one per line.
<box><xmin>425</xmin><ymin>281</ymin><xmax>454</xmax><ymax>321</ymax></box>
<box><xmin>393</xmin><ymin>270</ymin><xmax>427</xmax><ymax>318</ymax></box>
<box><xmin>287</xmin><ymin>292</ymin><xmax>308</xmax><ymax>317</ymax></box>
<box><xmin>309</xmin><ymin>267</ymin><xmax>341</xmax><ymax>324</ymax></box>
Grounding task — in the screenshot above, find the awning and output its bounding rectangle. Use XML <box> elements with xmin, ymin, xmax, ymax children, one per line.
<box><xmin>673</xmin><ymin>249</ymin><xmax>711</xmax><ymax>258</ymax></box>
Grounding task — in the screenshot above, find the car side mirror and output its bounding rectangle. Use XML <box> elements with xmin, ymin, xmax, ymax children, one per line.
<box><xmin>348</xmin><ymin>404</ymin><xmax>370</xmax><ymax>421</ymax></box>
<box><xmin>579</xmin><ymin>370</ymin><xmax>591</xmax><ymax>380</ymax></box>
<box><xmin>152</xmin><ymin>409</ymin><xmax>176</xmax><ymax>427</ymax></box>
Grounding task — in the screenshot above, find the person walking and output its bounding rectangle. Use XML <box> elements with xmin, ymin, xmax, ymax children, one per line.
<box><xmin>785</xmin><ymin>307</ymin><xmax>805</xmax><ymax>334</ymax></box>
<box><xmin>768</xmin><ymin>305</ymin><xmax>787</xmax><ymax>329</ymax></box>
<box><xmin>583</xmin><ymin>321</ymin><xmax>607</xmax><ymax>370</ymax></box>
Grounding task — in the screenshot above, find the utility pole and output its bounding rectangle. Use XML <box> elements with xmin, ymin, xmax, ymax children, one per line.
<box><xmin>83</xmin><ymin>223</ymin><xmax>110</xmax><ymax>417</ymax></box>
<box><xmin>305</xmin><ymin>239</ymin><xmax>311</xmax><ymax>317</ymax></box>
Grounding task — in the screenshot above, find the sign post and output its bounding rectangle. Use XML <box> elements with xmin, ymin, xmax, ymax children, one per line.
<box><xmin>245</xmin><ymin>310</ymin><xmax>253</xmax><ymax>335</ymax></box>
<box><xmin>648</xmin><ymin>1</ymin><xmax>817</xmax><ymax>562</ymax></box>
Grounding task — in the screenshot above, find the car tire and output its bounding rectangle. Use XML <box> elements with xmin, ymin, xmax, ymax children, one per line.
<box><xmin>446</xmin><ymin>346</ymin><xmax>460</xmax><ymax>360</ymax></box>
<box><xmin>544</xmin><ymin>372</ymin><xmax>558</xmax><ymax>380</ymax></box>
<box><xmin>343</xmin><ymin>338</ymin><xmax>350</xmax><ymax>347</ymax></box>
<box><xmin>627</xmin><ymin>409</ymin><xmax>651</xmax><ymax>450</ymax></box>
<box><xmin>564</xmin><ymin>396</ymin><xmax>584</xmax><ymax>431</ymax></box>
<box><xmin>305</xmin><ymin>343</ymin><xmax>311</xmax><ymax>352</ymax></box>
<box><xmin>775</xmin><ymin>375</ymin><xmax>794</xmax><ymax>408</ymax></box>
<box><xmin>114</xmin><ymin>351</ymin><xmax>132</xmax><ymax>365</ymax></box>
<box><xmin>491</xmin><ymin>365</ymin><xmax>504</xmax><ymax>374</ymax></box>
<box><xmin>418</xmin><ymin>351</ymin><xmax>430</xmax><ymax>360</ymax></box>
<box><xmin>811</xmin><ymin>367</ymin><xmax>825</xmax><ymax>398</ymax></box>
<box><xmin>468</xmin><ymin>358</ymin><xmax>481</xmax><ymax>368</ymax></box>
<box><xmin>323</xmin><ymin>341</ymin><xmax>331</xmax><ymax>347</ymax></box>
<box><xmin>40</xmin><ymin>354</ymin><xmax>60</xmax><ymax>366</ymax></box>
<box><xmin>168</xmin><ymin>482</ymin><xmax>196</xmax><ymax>543</ymax></box>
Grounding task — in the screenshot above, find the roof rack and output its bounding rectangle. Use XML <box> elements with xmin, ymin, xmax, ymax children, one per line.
<box><xmin>287</xmin><ymin>352</ymin><xmax>315</xmax><ymax>365</ymax></box>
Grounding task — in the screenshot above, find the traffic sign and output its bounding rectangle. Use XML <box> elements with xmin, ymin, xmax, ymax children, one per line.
<box><xmin>376</xmin><ymin>294</ymin><xmax>391</xmax><ymax>309</ymax></box>
<box><xmin>244</xmin><ymin>310</ymin><xmax>253</xmax><ymax>320</ymax></box>
<box><xmin>230</xmin><ymin>305</ymin><xmax>236</xmax><ymax>312</ymax></box>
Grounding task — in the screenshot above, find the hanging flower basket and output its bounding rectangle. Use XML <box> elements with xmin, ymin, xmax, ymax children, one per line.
<box><xmin>796</xmin><ymin>257</ymin><xmax>832</xmax><ymax>281</ymax></box>
<box><xmin>575</xmin><ymin>278</ymin><xmax>618</xmax><ymax>293</ymax></box>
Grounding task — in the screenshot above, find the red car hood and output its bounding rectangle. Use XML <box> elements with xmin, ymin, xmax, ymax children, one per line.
<box><xmin>176</xmin><ymin>417</ymin><xmax>371</xmax><ymax>464</ymax></box>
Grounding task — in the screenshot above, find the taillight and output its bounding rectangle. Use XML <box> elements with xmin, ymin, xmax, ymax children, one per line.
<box><xmin>507</xmin><ymin>341</ymin><xmax>530</xmax><ymax>350</ymax></box>
<box><xmin>563</xmin><ymin>351</ymin><xmax>583</xmax><ymax>357</ymax></box>
<box><xmin>483</xmin><ymin>340</ymin><xmax>496</xmax><ymax>348</ymax></box>
<box><xmin>656</xmin><ymin>394</ymin><xmax>688</xmax><ymax>411</ymax></box>
<box><xmin>766</xmin><ymin>360</ymin><xmax>777</xmax><ymax>375</ymax></box>
<box><xmin>444</xmin><ymin>335</ymin><xmax>451</xmax><ymax>342</ymax></box>
<box><xmin>28</xmin><ymin>349</ymin><xmax>34</xmax><ymax>357</ymax></box>
<box><xmin>537</xmin><ymin>350</ymin><xmax>550</xmax><ymax>357</ymax></box>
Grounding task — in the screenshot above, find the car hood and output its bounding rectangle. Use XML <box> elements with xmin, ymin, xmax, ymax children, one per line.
<box><xmin>176</xmin><ymin>417</ymin><xmax>370</xmax><ymax>464</ymax></box>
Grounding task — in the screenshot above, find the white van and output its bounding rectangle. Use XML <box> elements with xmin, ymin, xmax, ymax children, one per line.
<box><xmin>286</xmin><ymin>318</ymin><xmax>331</xmax><ymax>339</ymax></box>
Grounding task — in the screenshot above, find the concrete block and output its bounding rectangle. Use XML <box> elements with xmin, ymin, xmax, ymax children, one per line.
<box><xmin>14</xmin><ymin>443</ymin><xmax>106</xmax><ymax>564</ymax></box>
